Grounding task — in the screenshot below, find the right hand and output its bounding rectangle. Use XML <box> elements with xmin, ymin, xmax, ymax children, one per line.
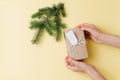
<box><xmin>77</xmin><ymin>23</ymin><xmax>104</xmax><ymax>43</ymax></box>
<box><xmin>64</xmin><ymin>56</ymin><xmax>106</xmax><ymax>80</ymax></box>
<box><xmin>64</xmin><ymin>56</ymin><xmax>91</xmax><ymax>72</ymax></box>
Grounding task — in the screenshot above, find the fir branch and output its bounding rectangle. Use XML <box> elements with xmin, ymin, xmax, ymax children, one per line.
<box><xmin>30</xmin><ymin>20</ymin><xmax>42</xmax><ymax>29</ymax></box>
<box><xmin>32</xmin><ymin>27</ymin><xmax>44</xmax><ymax>44</ymax></box>
<box><xmin>29</xmin><ymin>2</ymin><xmax>67</xmax><ymax>44</ymax></box>
<box><xmin>45</xmin><ymin>20</ymin><xmax>54</xmax><ymax>36</ymax></box>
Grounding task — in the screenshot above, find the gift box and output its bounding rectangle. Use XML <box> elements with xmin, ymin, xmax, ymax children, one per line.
<box><xmin>64</xmin><ymin>28</ymin><xmax>88</xmax><ymax>60</ymax></box>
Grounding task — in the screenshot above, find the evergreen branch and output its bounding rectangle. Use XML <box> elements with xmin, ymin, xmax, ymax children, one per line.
<box><xmin>60</xmin><ymin>3</ymin><xmax>66</xmax><ymax>17</ymax></box>
<box><xmin>60</xmin><ymin>23</ymin><xmax>66</xmax><ymax>29</ymax></box>
<box><xmin>31</xmin><ymin>7</ymin><xmax>51</xmax><ymax>19</ymax></box>
<box><xmin>29</xmin><ymin>2</ymin><xmax>67</xmax><ymax>44</ymax></box>
<box><xmin>45</xmin><ymin>21</ymin><xmax>54</xmax><ymax>36</ymax></box>
<box><xmin>31</xmin><ymin>27</ymin><xmax>44</xmax><ymax>44</ymax></box>
<box><xmin>30</xmin><ymin>20</ymin><xmax>42</xmax><ymax>29</ymax></box>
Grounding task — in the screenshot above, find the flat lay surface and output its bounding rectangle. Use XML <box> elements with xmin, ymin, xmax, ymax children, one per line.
<box><xmin>0</xmin><ymin>0</ymin><xmax>120</xmax><ymax>80</ymax></box>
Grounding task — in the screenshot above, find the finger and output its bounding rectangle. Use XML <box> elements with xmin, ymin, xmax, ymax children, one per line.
<box><xmin>76</xmin><ymin>24</ymin><xmax>84</xmax><ymax>30</ymax></box>
<box><xmin>77</xmin><ymin>25</ymin><xmax>91</xmax><ymax>32</ymax></box>
<box><xmin>65</xmin><ymin>56</ymin><xmax>74</xmax><ymax>66</ymax></box>
<box><xmin>66</xmin><ymin>64</ymin><xmax>77</xmax><ymax>71</ymax></box>
<box><xmin>65</xmin><ymin>60</ymin><xmax>77</xmax><ymax>71</ymax></box>
<box><xmin>83</xmin><ymin>23</ymin><xmax>95</xmax><ymax>28</ymax></box>
<box><xmin>64</xmin><ymin>56</ymin><xmax>70</xmax><ymax>65</ymax></box>
<box><xmin>77</xmin><ymin>23</ymin><xmax>95</xmax><ymax>33</ymax></box>
<box><xmin>68</xmin><ymin>58</ymin><xmax>87</xmax><ymax>67</ymax></box>
<box><xmin>83</xmin><ymin>26</ymin><xmax>93</xmax><ymax>32</ymax></box>
<box><xmin>77</xmin><ymin>24</ymin><xmax>92</xmax><ymax>38</ymax></box>
<box><xmin>67</xmin><ymin>57</ymin><xmax>78</xmax><ymax>66</ymax></box>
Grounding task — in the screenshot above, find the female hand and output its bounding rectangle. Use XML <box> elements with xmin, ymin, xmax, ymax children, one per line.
<box><xmin>77</xmin><ymin>23</ymin><xmax>103</xmax><ymax>43</ymax></box>
<box><xmin>77</xmin><ymin>23</ymin><xmax>120</xmax><ymax>48</ymax></box>
<box><xmin>64</xmin><ymin>56</ymin><xmax>90</xmax><ymax>72</ymax></box>
<box><xmin>64</xmin><ymin>56</ymin><xmax>106</xmax><ymax>80</ymax></box>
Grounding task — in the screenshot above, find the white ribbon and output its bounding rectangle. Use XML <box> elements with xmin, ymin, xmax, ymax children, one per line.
<box><xmin>65</xmin><ymin>30</ymin><xmax>78</xmax><ymax>45</ymax></box>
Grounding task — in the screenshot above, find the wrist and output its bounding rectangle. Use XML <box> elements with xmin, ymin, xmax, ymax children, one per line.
<box><xmin>84</xmin><ymin>64</ymin><xmax>95</xmax><ymax>74</ymax></box>
<box><xmin>99</xmin><ymin>32</ymin><xmax>111</xmax><ymax>44</ymax></box>
<box><xmin>84</xmin><ymin>65</ymin><xmax>106</xmax><ymax>80</ymax></box>
<box><xmin>97</xmin><ymin>32</ymin><xmax>106</xmax><ymax>44</ymax></box>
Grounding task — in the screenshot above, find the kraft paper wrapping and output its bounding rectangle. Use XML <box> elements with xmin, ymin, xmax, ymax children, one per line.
<box><xmin>64</xmin><ymin>28</ymin><xmax>88</xmax><ymax>60</ymax></box>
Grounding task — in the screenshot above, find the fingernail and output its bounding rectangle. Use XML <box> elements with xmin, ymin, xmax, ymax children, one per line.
<box><xmin>77</xmin><ymin>26</ymin><xmax>81</xmax><ymax>29</ymax></box>
<box><xmin>65</xmin><ymin>56</ymin><xmax>69</xmax><ymax>60</ymax></box>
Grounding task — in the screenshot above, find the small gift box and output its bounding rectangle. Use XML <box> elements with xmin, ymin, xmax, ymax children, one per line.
<box><xmin>64</xmin><ymin>28</ymin><xmax>88</xmax><ymax>60</ymax></box>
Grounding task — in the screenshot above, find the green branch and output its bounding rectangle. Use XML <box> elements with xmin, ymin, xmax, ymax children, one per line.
<box><xmin>29</xmin><ymin>2</ymin><xmax>67</xmax><ymax>44</ymax></box>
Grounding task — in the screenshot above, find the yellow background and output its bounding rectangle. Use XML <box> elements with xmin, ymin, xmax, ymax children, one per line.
<box><xmin>0</xmin><ymin>0</ymin><xmax>120</xmax><ymax>80</ymax></box>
